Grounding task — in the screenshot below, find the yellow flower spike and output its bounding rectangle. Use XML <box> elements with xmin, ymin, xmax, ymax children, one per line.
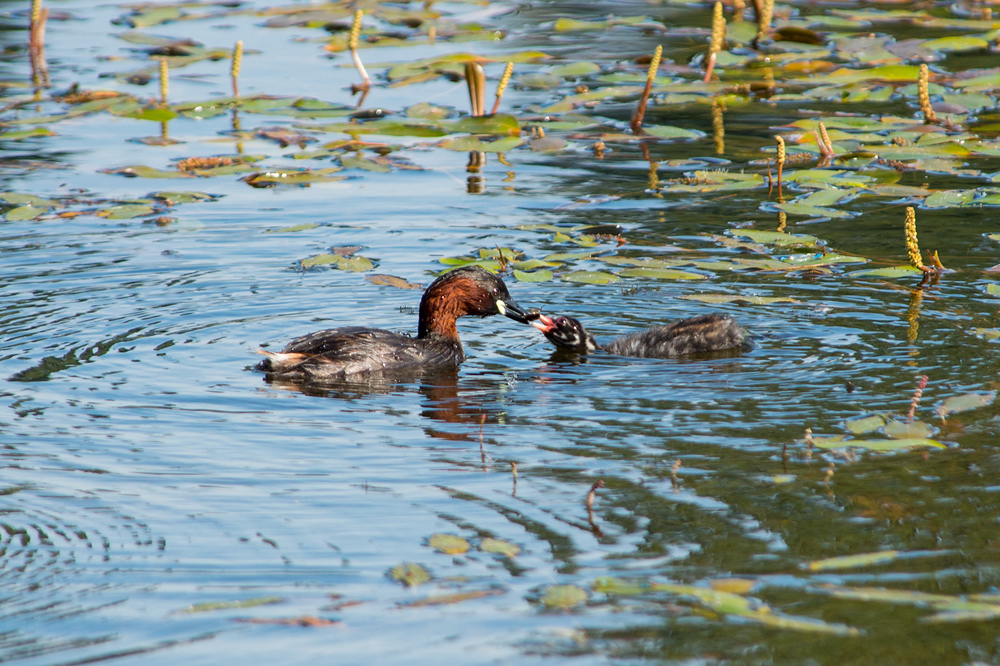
<box><xmin>349</xmin><ymin>10</ymin><xmax>363</xmax><ymax>51</ymax></box>
<box><xmin>712</xmin><ymin>98</ymin><xmax>724</xmax><ymax>154</ymax></box>
<box><xmin>704</xmin><ymin>3</ymin><xmax>726</xmax><ymax>82</ymax></box>
<box><xmin>491</xmin><ymin>62</ymin><xmax>514</xmax><ymax>115</ymax></box>
<box><xmin>918</xmin><ymin>64</ymin><xmax>937</xmax><ymax>124</ymax></box>
<box><xmin>733</xmin><ymin>0</ymin><xmax>745</xmax><ymax>22</ymax></box>
<box><xmin>905</xmin><ymin>207</ymin><xmax>928</xmax><ymax>272</ymax></box>
<box><xmin>647</xmin><ymin>45</ymin><xmax>662</xmax><ymax>84</ymax></box>
<box><xmin>757</xmin><ymin>0</ymin><xmax>773</xmax><ymax>42</ymax></box>
<box><xmin>231</xmin><ymin>40</ymin><xmax>243</xmax><ymax>97</ymax></box>
<box><xmin>159</xmin><ymin>58</ymin><xmax>168</xmax><ymax>104</ymax></box>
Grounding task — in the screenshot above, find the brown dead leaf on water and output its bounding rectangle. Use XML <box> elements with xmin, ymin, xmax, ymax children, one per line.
<box><xmin>399</xmin><ymin>588</ymin><xmax>505</xmax><ymax>607</ymax></box>
<box><xmin>234</xmin><ymin>615</ymin><xmax>341</xmax><ymax>627</ymax></box>
<box><xmin>367</xmin><ymin>274</ymin><xmax>423</xmax><ymax>289</ymax></box>
<box><xmin>176</xmin><ymin>156</ymin><xmax>238</xmax><ymax>172</ymax></box>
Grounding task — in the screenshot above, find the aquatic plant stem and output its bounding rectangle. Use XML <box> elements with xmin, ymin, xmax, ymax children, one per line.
<box><xmin>491</xmin><ymin>62</ymin><xmax>513</xmax><ymax>115</ymax></box>
<box><xmin>629</xmin><ymin>45</ymin><xmax>661</xmax><ymax>134</ymax></box>
<box><xmin>29</xmin><ymin>0</ymin><xmax>49</xmax><ymax>87</ymax></box>
<box><xmin>907</xmin><ymin>375</ymin><xmax>929</xmax><ymax>423</ymax></box>
<box><xmin>704</xmin><ymin>2</ymin><xmax>725</xmax><ymax>83</ymax></box>
<box><xmin>231</xmin><ymin>40</ymin><xmax>243</xmax><ymax>98</ymax></box>
<box><xmin>465</xmin><ymin>61</ymin><xmax>486</xmax><ymax>116</ymax></box>
<box><xmin>349</xmin><ymin>10</ymin><xmax>371</xmax><ymax>103</ymax></box>
<box><xmin>585</xmin><ymin>479</ymin><xmax>605</xmax><ymax>535</ymax></box>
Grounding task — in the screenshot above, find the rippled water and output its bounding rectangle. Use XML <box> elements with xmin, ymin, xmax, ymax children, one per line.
<box><xmin>3</xmin><ymin>0</ymin><xmax>1000</xmax><ymax>663</ymax></box>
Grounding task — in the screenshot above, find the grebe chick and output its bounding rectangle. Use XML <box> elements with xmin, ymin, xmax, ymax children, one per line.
<box><xmin>256</xmin><ymin>266</ymin><xmax>532</xmax><ymax>381</ymax></box>
<box><xmin>532</xmin><ymin>313</ymin><xmax>749</xmax><ymax>358</ymax></box>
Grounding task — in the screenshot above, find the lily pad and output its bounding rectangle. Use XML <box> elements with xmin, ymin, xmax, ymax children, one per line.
<box><xmin>182</xmin><ymin>596</ymin><xmax>283</xmax><ymax>614</ymax></box>
<box><xmin>849</xmin><ymin>266</ymin><xmax>925</xmax><ymax>278</ymax></box>
<box><xmin>437</xmin><ymin>136</ymin><xmax>523</xmax><ymax>152</ymax></box>
<box><xmin>514</xmin><ymin>269</ymin><xmax>554</xmax><ymax>282</ymax></box>
<box><xmin>884</xmin><ymin>420</ymin><xmax>936</xmax><ymax>439</ymax></box>
<box><xmin>481</xmin><ymin>538</ymin><xmax>520</xmax><ymax>558</ymax></box>
<box><xmin>806</xmin><ymin>550</ymin><xmax>901</xmax><ymax>572</ymax></box>
<box><xmin>336</xmin><ymin>256</ymin><xmax>374</xmax><ymax>272</ymax></box>
<box><xmin>560</xmin><ymin>271</ymin><xmax>620</xmax><ymax>284</ymax></box>
<box><xmin>390</xmin><ymin>562</ymin><xmax>431</xmax><ymax>587</ymax></box>
<box><xmin>96</xmin><ymin>204</ymin><xmax>156</xmax><ymax>219</ymax></box>
<box><xmin>935</xmin><ymin>393</ymin><xmax>996</xmax><ymax>418</ymax></box>
<box><xmin>540</xmin><ymin>585</ymin><xmax>588</xmax><ymax>609</ymax></box>
<box><xmin>299</xmin><ymin>254</ymin><xmax>340</xmax><ymax>269</ymax></box>
<box><xmin>845</xmin><ymin>414</ymin><xmax>887</xmax><ymax>434</ymax></box>
<box><xmin>617</xmin><ymin>268</ymin><xmax>707</xmax><ymax>280</ymax></box>
<box><xmin>428</xmin><ymin>533</ymin><xmax>470</xmax><ymax>555</ymax></box>
<box><xmin>812</xmin><ymin>438</ymin><xmax>945</xmax><ymax>451</ymax></box>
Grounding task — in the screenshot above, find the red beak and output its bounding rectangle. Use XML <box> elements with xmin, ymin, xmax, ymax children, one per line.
<box><xmin>531</xmin><ymin>313</ymin><xmax>556</xmax><ymax>334</ymax></box>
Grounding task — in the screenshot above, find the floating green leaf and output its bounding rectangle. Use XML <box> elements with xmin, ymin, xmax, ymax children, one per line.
<box><xmin>5</xmin><ymin>205</ymin><xmax>45</xmax><ymax>221</ymax></box>
<box><xmin>849</xmin><ymin>266</ymin><xmax>925</xmax><ymax>278</ymax></box>
<box><xmin>553</xmin><ymin>15</ymin><xmax>648</xmax><ymax>31</ymax></box>
<box><xmin>244</xmin><ymin>168</ymin><xmax>346</xmax><ymax>186</ymax></box>
<box><xmin>337</xmin><ymin>256</ymin><xmax>374</xmax><ymax>272</ymax></box>
<box><xmin>268</xmin><ymin>223</ymin><xmax>320</xmax><ymax>233</ymax></box>
<box><xmin>730</xmin><ymin>230</ymin><xmax>821</xmax><ymax>247</ymax></box>
<box><xmin>102</xmin><ymin>165</ymin><xmax>193</xmax><ymax>179</ymax></box>
<box><xmin>936</xmin><ymin>393</ymin><xmax>996</xmax><ymax>418</ymax></box>
<box><xmin>481</xmin><ymin>538</ymin><xmax>520</xmax><ymax>558</ymax></box>
<box><xmin>884</xmin><ymin>420</ymin><xmax>935</xmax><ymax>439</ymax></box>
<box><xmin>340</xmin><ymin>155</ymin><xmax>392</xmax><ymax>173</ymax></box>
<box><xmin>617</xmin><ymin>268</ymin><xmax>706</xmax><ymax>280</ymax></box>
<box><xmin>813</xmin><ymin>438</ymin><xmax>945</xmax><ymax>451</ymax></box>
<box><xmin>149</xmin><ymin>191</ymin><xmax>215</xmax><ymax>205</ymax></box>
<box><xmin>514</xmin><ymin>269</ymin><xmax>554</xmax><ymax>282</ymax></box>
<box><xmin>550</xmin><ymin>62</ymin><xmax>600</xmax><ymax>77</ymax></box>
<box><xmin>299</xmin><ymin>254</ymin><xmax>340</xmax><ymax>268</ymax></box>
<box><xmin>561</xmin><ymin>271</ymin><xmax>620</xmax><ymax>284</ymax></box>
<box><xmin>428</xmin><ymin>533</ymin><xmax>470</xmax><ymax>555</ymax></box>
<box><xmin>0</xmin><ymin>127</ymin><xmax>56</xmax><ymax>140</ymax></box>
<box><xmin>96</xmin><ymin>204</ymin><xmax>155</xmax><ymax>219</ymax></box>
<box><xmin>845</xmin><ymin>414</ymin><xmax>886</xmax><ymax>434</ymax></box>
<box><xmin>444</xmin><ymin>114</ymin><xmax>521</xmax><ymax>136</ymax></box>
<box><xmin>678</xmin><ymin>294</ymin><xmax>800</xmax><ymax>305</ymax></box>
<box><xmin>117</xmin><ymin>107</ymin><xmax>178</xmax><ymax>122</ymax></box>
<box><xmin>437</xmin><ymin>136</ymin><xmax>523</xmax><ymax>152</ymax></box>
<box><xmin>512</xmin><ymin>259</ymin><xmax>559</xmax><ymax>271</ymax></box>
<box><xmin>642</xmin><ymin>125</ymin><xmax>704</xmax><ymax>140</ymax></box>
<box><xmin>974</xmin><ymin>328</ymin><xmax>1000</xmax><ymax>340</ymax></box>
<box><xmin>540</xmin><ymin>585</ymin><xmax>588</xmax><ymax>609</ymax></box>
<box><xmin>805</xmin><ymin>550</ymin><xmax>900</xmax><ymax>572</ymax></box>
<box><xmin>390</xmin><ymin>562</ymin><xmax>431</xmax><ymax>587</ymax></box>
<box><xmin>924</xmin><ymin>189</ymin><xmax>978</xmax><ymax>208</ymax></box>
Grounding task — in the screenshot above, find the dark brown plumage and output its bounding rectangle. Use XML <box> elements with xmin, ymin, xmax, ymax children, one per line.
<box><xmin>532</xmin><ymin>313</ymin><xmax>750</xmax><ymax>358</ymax></box>
<box><xmin>256</xmin><ymin>266</ymin><xmax>531</xmax><ymax>381</ymax></box>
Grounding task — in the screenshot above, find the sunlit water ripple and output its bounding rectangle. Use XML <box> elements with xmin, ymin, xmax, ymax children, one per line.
<box><xmin>1</xmin><ymin>0</ymin><xmax>1000</xmax><ymax>663</ymax></box>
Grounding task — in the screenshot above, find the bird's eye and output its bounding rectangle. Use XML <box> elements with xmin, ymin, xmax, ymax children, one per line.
<box><xmin>492</xmin><ymin>288</ymin><xmax>499</xmax><ymax>296</ymax></box>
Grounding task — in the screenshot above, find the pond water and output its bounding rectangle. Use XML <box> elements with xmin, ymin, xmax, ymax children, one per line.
<box><xmin>3</xmin><ymin>0</ymin><xmax>1000</xmax><ymax>663</ymax></box>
